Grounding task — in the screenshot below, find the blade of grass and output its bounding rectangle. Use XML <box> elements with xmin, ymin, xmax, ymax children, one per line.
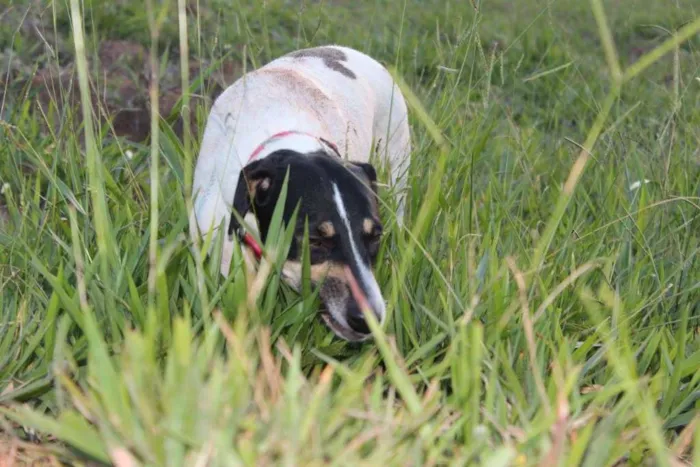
<box><xmin>69</xmin><ymin>0</ymin><xmax>118</xmax><ymax>341</ymax></box>
<box><xmin>145</xmin><ymin>0</ymin><xmax>162</xmax><ymax>323</ymax></box>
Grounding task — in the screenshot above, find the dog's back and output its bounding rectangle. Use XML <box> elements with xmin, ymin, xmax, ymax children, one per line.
<box><xmin>268</xmin><ymin>46</ymin><xmax>411</xmax><ymax>185</ymax></box>
<box><xmin>190</xmin><ymin>45</ymin><xmax>411</xmax><ymax>275</ymax></box>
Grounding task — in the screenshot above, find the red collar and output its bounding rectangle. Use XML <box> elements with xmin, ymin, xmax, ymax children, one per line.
<box><xmin>237</xmin><ymin>131</ymin><xmax>340</xmax><ymax>261</ymax></box>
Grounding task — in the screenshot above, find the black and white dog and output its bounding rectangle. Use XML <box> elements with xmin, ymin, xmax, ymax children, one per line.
<box><xmin>190</xmin><ymin>45</ymin><xmax>411</xmax><ymax>341</ymax></box>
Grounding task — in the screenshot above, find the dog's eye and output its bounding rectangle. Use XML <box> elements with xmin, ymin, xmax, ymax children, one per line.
<box><xmin>307</xmin><ymin>236</ymin><xmax>334</xmax><ymax>262</ymax></box>
<box><xmin>309</xmin><ymin>236</ymin><xmax>334</xmax><ymax>250</ymax></box>
<box><xmin>365</xmin><ymin>231</ymin><xmax>382</xmax><ymax>257</ymax></box>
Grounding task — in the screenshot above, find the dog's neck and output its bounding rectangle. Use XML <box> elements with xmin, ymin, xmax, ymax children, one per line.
<box><xmin>247</xmin><ymin>130</ymin><xmax>340</xmax><ymax>165</ymax></box>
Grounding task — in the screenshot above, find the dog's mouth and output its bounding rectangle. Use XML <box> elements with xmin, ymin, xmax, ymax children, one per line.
<box><xmin>281</xmin><ymin>261</ymin><xmax>381</xmax><ymax>342</ymax></box>
<box><xmin>319</xmin><ymin>307</ymin><xmax>372</xmax><ymax>342</ymax></box>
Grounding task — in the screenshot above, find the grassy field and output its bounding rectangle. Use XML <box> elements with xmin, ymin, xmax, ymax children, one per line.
<box><xmin>1</xmin><ymin>0</ymin><xmax>699</xmax><ymax>465</ymax></box>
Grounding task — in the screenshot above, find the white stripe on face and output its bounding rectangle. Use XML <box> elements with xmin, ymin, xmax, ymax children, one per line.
<box><xmin>331</xmin><ymin>183</ymin><xmax>386</xmax><ymax>322</ymax></box>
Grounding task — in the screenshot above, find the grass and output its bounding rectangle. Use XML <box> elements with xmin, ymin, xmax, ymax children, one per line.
<box><xmin>1</xmin><ymin>0</ymin><xmax>699</xmax><ymax>464</ymax></box>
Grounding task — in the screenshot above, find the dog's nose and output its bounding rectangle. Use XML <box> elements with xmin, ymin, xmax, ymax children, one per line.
<box><xmin>346</xmin><ymin>301</ymin><xmax>370</xmax><ymax>335</ymax></box>
<box><xmin>341</xmin><ymin>264</ymin><xmax>385</xmax><ymax>335</ymax></box>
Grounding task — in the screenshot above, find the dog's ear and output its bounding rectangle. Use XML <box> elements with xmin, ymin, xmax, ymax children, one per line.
<box><xmin>227</xmin><ymin>159</ymin><xmax>275</xmax><ymax>237</ymax></box>
<box><xmin>349</xmin><ymin>162</ymin><xmax>378</xmax><ymax>195</ymax></box>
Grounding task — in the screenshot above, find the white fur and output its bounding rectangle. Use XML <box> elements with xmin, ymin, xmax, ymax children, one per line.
<box><xmin>331</xmin><ymin>183</ymin><xmax>386</xmax><ymax>323</ymax></box>
<box><xmin>190</xmin><ymin>45</ymin><xmax>411</xmax><ymax>276</ymax></box>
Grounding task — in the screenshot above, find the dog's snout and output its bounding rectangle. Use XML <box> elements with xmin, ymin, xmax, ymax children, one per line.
<box><xmin>346</xmin><ymin>301</ymin><xmax>371</xmax><ymax>335</ymax></box>
<box><xmin>347</xmin><ymin>305</ymin><xmax>370</xmax><ymax>334</ymax></box>
<box><xmin>343</xmin><ymin>264</ymin><xmax>384</xmax><ymax>315</ymax></box>
<box><xmin>316</xmin><ymin>264</ymin><xmax>386</xmax><ymax>341</ymax></box>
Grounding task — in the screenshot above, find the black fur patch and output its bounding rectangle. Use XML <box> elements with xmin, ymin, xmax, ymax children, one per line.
<box><xmin>288</xmin><ymin>47</ymin><xmax>357</xmax><ymax>79</ymax></box>
<box><xmin>229</xmin><ymin>150</ymin><xmax>380</xmax><ymax>268</ymax></box>
<box><xmin>229</xmin><ymin>149</ymin><xmax>385</xmax><ymax>339</ymax></box>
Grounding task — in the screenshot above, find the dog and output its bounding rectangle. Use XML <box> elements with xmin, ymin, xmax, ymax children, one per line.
<box><xmin>190</xmin><ymin>45</ymin><xmax>411</xmax><ymax>342</ymax></box>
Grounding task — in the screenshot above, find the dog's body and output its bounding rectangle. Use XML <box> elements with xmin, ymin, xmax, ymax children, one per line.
<box><xmin>191</xmin><ymin>45</ymin><xmax>411</xmax><ymax>341</ymax></box>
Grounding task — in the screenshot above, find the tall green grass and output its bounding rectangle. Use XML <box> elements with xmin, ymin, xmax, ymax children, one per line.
<box><xmin>1</xmin><ymin>0</ymin><xmax>699</xmax><ymax>465</ymax></box>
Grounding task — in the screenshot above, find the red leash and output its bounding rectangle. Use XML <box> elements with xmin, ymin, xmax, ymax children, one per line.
<box><xmin>240</xmin><ymin>232</ymin><xmax>263</xmax><ymax>259</ymax></box>
<box><xmin>237</xmin><ymin>131</ymin><xmax>339</xmax><ymax>260</ymax></box>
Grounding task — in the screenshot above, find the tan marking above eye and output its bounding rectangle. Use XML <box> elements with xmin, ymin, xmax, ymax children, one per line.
<box><xmin>318</xmin><ymin>221</ymin><xmax>336</xmax><ymax>238</ymax></box>
<box><xmin>362</xmin><ymin>218</ymin><xmax>374</xmax><ymax>235</ymax></box>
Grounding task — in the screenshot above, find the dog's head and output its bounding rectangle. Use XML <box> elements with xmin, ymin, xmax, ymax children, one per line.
<box><xmin>229</xmin><ymin>149</ymin><xmax>385</xmax><ymax>341</ymax></box>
